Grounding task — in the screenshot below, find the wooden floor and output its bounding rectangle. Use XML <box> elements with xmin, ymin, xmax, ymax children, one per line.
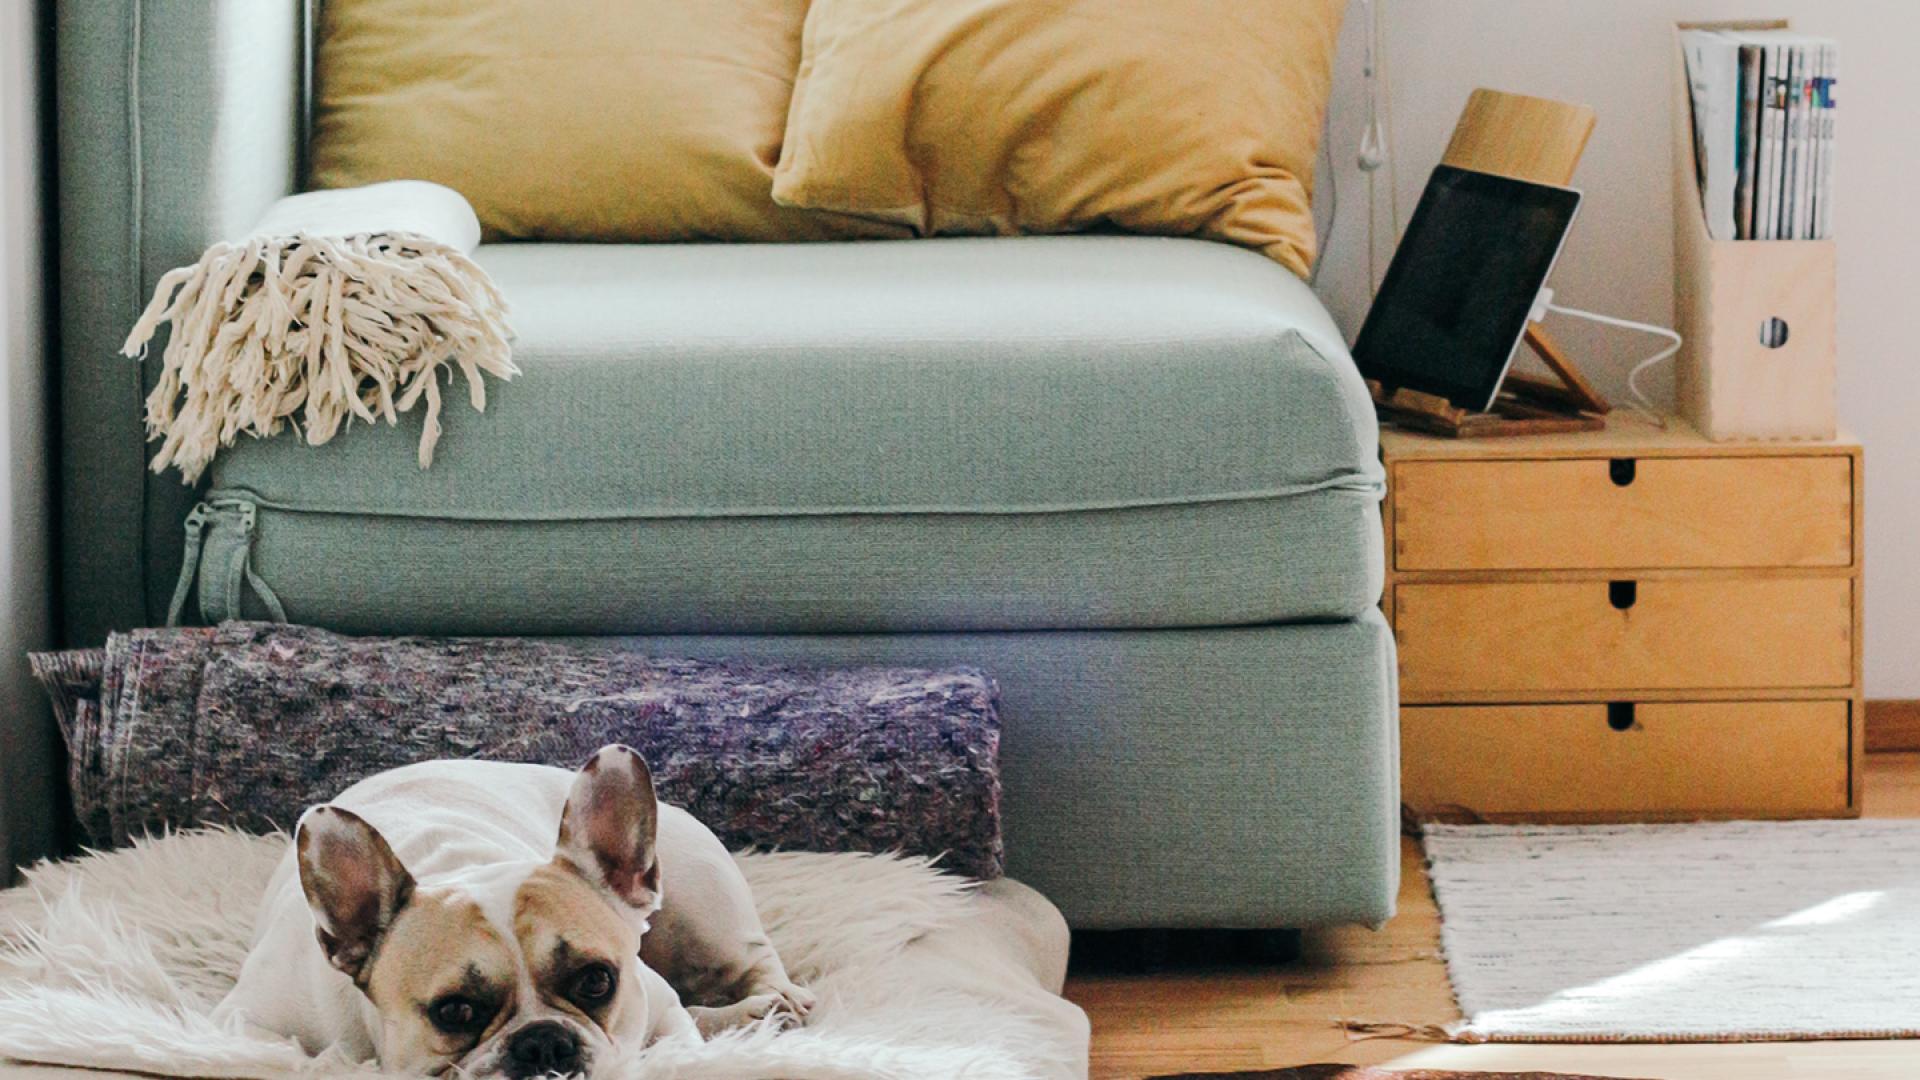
<box><xmin>1065</xmin><ymin>752</ymin><xmax>1920</xmax><ymax>1080</ymax></box>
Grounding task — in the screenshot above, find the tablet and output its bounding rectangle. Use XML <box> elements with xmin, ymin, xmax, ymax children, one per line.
<box><xmin>1352</xmin><ymin>165</ymin><xmax>1582</xmax><ymax>412</ymax></box>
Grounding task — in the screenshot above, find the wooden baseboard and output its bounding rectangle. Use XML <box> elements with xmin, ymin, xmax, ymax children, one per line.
<box><xmin>1867</xmin><ymin>700</ymin><xmax>1920</xmax><ymax>752</ymax></box>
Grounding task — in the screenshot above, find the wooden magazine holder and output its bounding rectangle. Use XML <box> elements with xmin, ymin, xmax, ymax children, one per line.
<box><xmin>1369</xmin><ymin>89</ymin><xmax>1612</xmax><ymax>438</ymax></box>
<box><xmin>1670</xmin><ymin>21</ymin><xmax>1837</xmax><ymax>441</ymax></box>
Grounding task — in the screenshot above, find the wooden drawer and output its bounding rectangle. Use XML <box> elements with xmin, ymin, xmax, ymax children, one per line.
<box><xmin>1402</xmin><ymin>700</ymin><xmax>1852</xmax><ymax>817</ymax></box>
<box><xmin>1392</xmin><ymin>455</ymin><xmax>1853</xmax><ymax>571</ymax></box>
<box><xmin>1397</xmin><ymin>577</ymin><xmax>1852</xmax><ymax>697</ymax></box>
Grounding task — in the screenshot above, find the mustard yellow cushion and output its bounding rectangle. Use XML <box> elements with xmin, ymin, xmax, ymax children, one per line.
<box><xmin>772</xmin><ymin>0</ymin><xmax>1345</xmax><ymax>277</ymax></box>
<box><xmin>309</xmin><ymin>0</ymin><xmax>905</xmax><ymax>243</ymax></box>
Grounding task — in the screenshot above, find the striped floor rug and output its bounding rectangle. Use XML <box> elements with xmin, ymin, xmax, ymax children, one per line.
<box><xmin>1423</xmin><ymin>821</ymin><xmax>1920</xmax><ymax>1041</ymax></box>
<box><xmin>1144</xmin><ymin>1060</ymin><xmax>1643</xmax><ymax>1068</ymax></box>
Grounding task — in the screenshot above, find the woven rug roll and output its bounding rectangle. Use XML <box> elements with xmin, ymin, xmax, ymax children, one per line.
<box><xmin>30</xmin><ymin>623</ymin><xmax>1003</xmax><ymax>879</ymax></box>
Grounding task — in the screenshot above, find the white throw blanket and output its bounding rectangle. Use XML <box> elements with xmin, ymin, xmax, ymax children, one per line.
<box><xmin>0</xmin><ymin>831</ymin><xmax>1088</xmax><ymax>1080</ymax></box>
<box><xmin>122</xmin><ymin>181</ymin><xmax>516</xmax><ymax>483</ymax></box>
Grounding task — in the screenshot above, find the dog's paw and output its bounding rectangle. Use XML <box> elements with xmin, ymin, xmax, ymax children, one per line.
<box><xmin>765</xmin><ymin>978</ymin><xmax>815</xmax><ymax>1022</ymax></box>
<box><xmin>688</xmin><ymin>992</ymin><xmax>802</xmax><ymax>1037</ymax></box>
<box><xmin>739</xmin><ymin>992</ymin><xmax>796</xmax><ymax>1028</ymax></box>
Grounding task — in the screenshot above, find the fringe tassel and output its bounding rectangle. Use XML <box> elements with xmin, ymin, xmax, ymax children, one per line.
<box><xmin>121</xmin><ymin>231</ymin><xmax>516</xmax><ymax>483</ymax></box>
<box><xmin>1336</xmin><ymin>1019</ymin><xmax>1461</xmax><ymax>1043</ymax></box>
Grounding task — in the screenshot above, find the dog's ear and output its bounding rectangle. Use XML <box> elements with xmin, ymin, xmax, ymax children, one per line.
<box><xmin>296</xmin><ymin>805</ymin><xmax>415</xmax><ymax>985</ymax></box>
<box><xmin>555</xmin><ymin>744</ymin><xmax>661</xmax><ymax>910</ymax></box>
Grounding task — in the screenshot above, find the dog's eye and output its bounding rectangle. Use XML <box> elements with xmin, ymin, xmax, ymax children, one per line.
<box><xmin>427</xmin><ymin>996</ymin><xmax>491</xmax><ymax>1034</ymax></box>
<box><xmin>569</xmin><ymin>963</ymin><xmax>616</xmax><ymax>1006</ymax></box>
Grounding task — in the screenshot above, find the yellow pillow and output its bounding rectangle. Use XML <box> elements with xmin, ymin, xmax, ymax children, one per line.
<box><xmin>773</xmin><ymin>0</ymin><xmax>1346</xmax><ymax>277</ymax></box>
<box><xmin>309</xmin><ymin>0</ymin><xmax>906</xmax><ymax>243</ymax></box>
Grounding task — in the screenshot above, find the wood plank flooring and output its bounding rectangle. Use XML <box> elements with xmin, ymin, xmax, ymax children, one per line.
<box><xmin>1065</xmin><ymin>752</ymin><xmax>1920</xmax><ymax>1080</ymax></box>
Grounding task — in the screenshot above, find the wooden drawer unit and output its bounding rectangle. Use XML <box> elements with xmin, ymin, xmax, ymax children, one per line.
<box><xmin>1393</xmin><ymin>455</ymin><xmax>1852</xmax><ymax>570</ymax></box>
<box><xmin>1397</xmin><ymin>578</ymin><xmax>1853</xmax><ymax>698</ymax></box>
<box><xmin>1402</xmin><ymin>701</ymin><xmax>1852</xmax><ymax>818</ymax></box>
<box><xmin>1382</xmin><ymin>420</ymin><xmax>1864</xmax><ymax>819</ymax></box>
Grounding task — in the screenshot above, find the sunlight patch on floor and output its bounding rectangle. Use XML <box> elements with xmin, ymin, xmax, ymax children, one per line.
<box><xmin>1763</xmin><ymin>889</ymin><xmax>1884</xmax><ymax>928</ymax></box>
<box><xmin>1470</xmin><ymin>934</ymin><xmax>1763</xmax><ymax>1029</ymax></box>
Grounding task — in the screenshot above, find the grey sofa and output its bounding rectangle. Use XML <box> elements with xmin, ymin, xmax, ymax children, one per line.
<box><xmin>48</xmin><ymin>2</ymin><xmax>1398</xmax><ymax>929</ymax></box>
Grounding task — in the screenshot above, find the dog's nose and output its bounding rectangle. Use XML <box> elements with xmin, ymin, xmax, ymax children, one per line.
<box><xmin>505</xmin><ymin>1021</ymin><xmax>582</xmax><ymax>1077</ymax></box>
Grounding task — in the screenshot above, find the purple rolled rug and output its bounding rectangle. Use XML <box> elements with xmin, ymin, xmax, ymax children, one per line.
<box><xmin>30</xmin><ymin>622</ymin><xmax>1003</xmax><ymax>878</ymax></box>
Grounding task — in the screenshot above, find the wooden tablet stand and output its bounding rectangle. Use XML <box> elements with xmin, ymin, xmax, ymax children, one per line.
<box><xmin>1370</xmin><ymin>324</ymin><xmax>1610</xmax><ymax>437</ymax></box>
<box><xmin>1371</xmin><ymin>89</ymin><xmax>1612</xmax><ymax>439</ymax></box>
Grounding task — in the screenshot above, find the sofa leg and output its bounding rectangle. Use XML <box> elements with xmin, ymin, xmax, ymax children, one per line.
<box><xmin>1240</xmin><ymin>928</ymin><xmax>1303</xmax><ymax>964</ymax></box>
<box><xmin>1137</xmin><ymin>929</ymin><xmax>1171</xmax><ymax>972</ymax></box>
<box><xmin>1069</xmin><ymin>929</ymin><xmax>1169</xmax><ymax>973</ymax></box>
<box><xmin>1070</xmin><ymin>928</ymin><xmax>1303</xmax><ymax>973</ymax></box>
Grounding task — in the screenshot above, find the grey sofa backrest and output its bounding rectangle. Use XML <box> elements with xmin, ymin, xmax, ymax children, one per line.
<box><xmin>56</xmin><ymin>2</ymin><xmax>306</xmax><ymax>644</ymax></box>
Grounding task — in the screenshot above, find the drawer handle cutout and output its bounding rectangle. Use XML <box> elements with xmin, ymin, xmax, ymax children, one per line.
<box><xmin>1609</xmin><ymin>458</ymin><xmax>1636</xmax><ymax>486</ymax></box>
<box><xmin>1607</xmin><ymin>702</ymin><xmax>1636</xmax><ymax>731</ymax></box>
<box><xmin>1609</xmin><ymin>580</ymin><xmax>1638</xmax><ymax>609</ymax></box>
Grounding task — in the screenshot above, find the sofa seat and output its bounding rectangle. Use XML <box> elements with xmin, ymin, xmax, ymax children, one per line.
<box><xmin>201</xmin><ymin>236</ymin><xmax>1385</xmax><ymax>635</ymax></box>
<box><xmin>591</xmin><ymin>614</ymin><xmax>1402</xmax><ymax>929</ymax></box>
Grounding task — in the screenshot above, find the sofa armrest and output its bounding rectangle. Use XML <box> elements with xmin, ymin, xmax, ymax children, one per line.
<box><xmin>57</xmin><ymin>0</ymin><xmax>305</xmax><ymax>645</ymax></box>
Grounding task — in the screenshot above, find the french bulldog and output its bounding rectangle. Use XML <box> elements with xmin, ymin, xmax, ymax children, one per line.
<box><xmin>215</xmin><ymin>745</ymin><xmax>813</xmax><ymax>1077</ymax></box>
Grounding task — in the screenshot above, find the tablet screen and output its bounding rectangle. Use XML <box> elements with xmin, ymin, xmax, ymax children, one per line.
<box><xmin>1352</xmin><ymin>165</ymin><xmax>1582</xmax><ymax>412</ymax></box>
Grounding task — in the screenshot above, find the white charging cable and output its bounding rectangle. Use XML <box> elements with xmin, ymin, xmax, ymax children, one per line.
<box><xmin>1539</xmin><ymin>297</ymin><xmax>1684</xmax><ymax>426</ymax></box>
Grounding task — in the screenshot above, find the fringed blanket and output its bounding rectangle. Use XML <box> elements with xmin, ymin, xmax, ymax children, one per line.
<box><xmin>30</xmin><ymin>622</ymin><xmax>1004</xmax><ymax>879</ymax></box>
<box><xmin>122</xmin><ymin>181</ymin><xmax>516</xmax><ymax>483</ymax></box>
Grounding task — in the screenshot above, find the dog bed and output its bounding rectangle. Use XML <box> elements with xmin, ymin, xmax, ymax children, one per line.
<box><xmin>0</xmin><ymin>830</ymin><xmax>1086</xmax><ymax>1080</ymax></box>
<box><xmin>32</xmin><ymin>622</ymin><xmax>1004</xmax><ymax>878</ymax></box>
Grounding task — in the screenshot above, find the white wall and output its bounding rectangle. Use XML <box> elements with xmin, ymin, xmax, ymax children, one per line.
<box><xmin>0</xmin><ymin>0</ymin><xmax>54</xmax><ymax>878</ymax></box>
<box><xmin>1315</xmin><ymin>0</ymin><xmax>1920</xmax><ymax>697</ymax></box>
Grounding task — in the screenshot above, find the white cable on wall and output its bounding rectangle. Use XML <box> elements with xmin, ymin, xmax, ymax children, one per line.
<box><xmin>1356</xmin><ymin>0</ymin><xmax>1398</xmax><ymax>295</ymax></box>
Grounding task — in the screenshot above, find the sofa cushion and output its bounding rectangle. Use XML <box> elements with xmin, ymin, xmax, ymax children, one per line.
<box><xmin>308</xmin><ymin>0</ymin><xmax>905</xmax><ymax>245</ymax></box>
<box><xmin>206</xmin><ymin>235</ymin><xmax>1384</xmax><ymax>634</ymax></box>
<box><xmin>773</xmin><ymin>0</ymin><xmax>1345</xmax><ymax>277</ymax></box>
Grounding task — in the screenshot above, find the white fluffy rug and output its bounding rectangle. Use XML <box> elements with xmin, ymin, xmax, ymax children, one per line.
<box><xmin>0</xmin><ymin>830</ymin><xmax>1087</xmax><ymax>1079</ymax></box>
<box><xmin>1425</xmin><ymin>821</ymin><xmax>1920</xmax><ymax>1042</ymax></box>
